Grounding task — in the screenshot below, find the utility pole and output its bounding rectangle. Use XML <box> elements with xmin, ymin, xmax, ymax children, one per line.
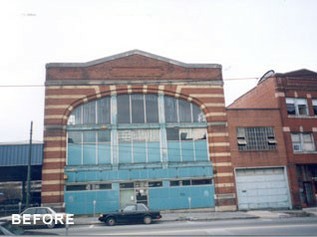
<box><xmin>26</xmin><ymin>121</ymin><xmax>33</xmax><ymax>208</ymax></box>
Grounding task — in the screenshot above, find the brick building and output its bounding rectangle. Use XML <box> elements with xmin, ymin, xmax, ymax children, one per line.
<box><xmin>228</xmin><ymin>69</ymin><xmax>317</xmax><ymax>209</ymax></box>
<box><xmin>42</xmin><ymin>50</ymin><xmax>236</xmax><ymax>214</ymax></box>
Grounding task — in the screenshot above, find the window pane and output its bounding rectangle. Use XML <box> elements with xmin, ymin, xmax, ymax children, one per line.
<box><xmin>303</xmin><ymin>134</ymin><xmax>313</xmax><ymax>142</ymax></box>
<box><xmin>117</xmin><ymin>95</ymin><xmax>130</xmax><ymax>123</ymax></box>
<box><xmin>97</xmin><ymin>97</ymin><xmax>111</xmax><ymax>124</ymax></box>
<box><xmin>192</xmin><ymin>179</ymin><xmax>212</xmax><ymax>185</ymax></box>
<box><xmin>83</xmin><ymin>132</ymin><xmax>96</xmax><ymax>164</ymax></box>
<box><xmin>147</xmin><ymin>130</ymin><xmax>161</xmax><ymax>162</ymax></box>
<box><xmin>132</xmin><ymin>130</ymin><xmax>146</xmax><ymax>163</ymax></box>
<box><xmin>83</xmin><ymin>101</ymin><xmax>96</xmax><ymax>124</ymax></box>
<box><xmin>179</xmin><ymin>99</ymin><xmax>191</xmax><ymax>122</ymax></box>
<box><xmin>131</xmin><ymin>94</ymin><xmax>145</xmax><ymax>123</ymax></box>
<box><xmin>193</xmin><ymin>129</ymin><xmax>208</xmax><ymax>161</ymax></box>
<box><xmin>180</xmin><ymin>129</ymin><xmax>194</xmax><ymax>161</ymax></box>
<box><xmin>68</xmin><ymin>132</ymin><xmax>82</xmax><ymax>165</ymax></box>
<box><xmin>98</xmin><ymin>131</ymin><xmax>111</xmax><ymax>164</ymax></box>
<box><xmin>286</xmin><ymin>98</ymin><xmax>295</xmax><ymax>115</ymax></box>
<box><xmin>298</xmin><ymin>104</ymin><xmax>308</xmax><ymax>115</ymax></box>
<box><xmin>192</xmin><ymin>104</ymin><xmax>205</xmax><ymax>122</ymax></box>
<box><xmin>287</xmin><ymin>103</ymin><xmax>296</xmax><ymax>115</ymax></box>
<box><xmin>313</xmin><ymin>99</ymin><xmax>317</xmax><ymax>115</ymax></box>
<box><xmin>164</xmin><ymin>96</ymin><xmax>178</xmax><ymax>122</ymax></box>
<box><xmin>145</xmin><ymin>94</ymin><xmax>159</xmax><ymax>123</ymax></box>
<box><xmin>118</xmin><ymin>130</ymin><xmax>132</xmax><ymax>163</ymax></box>
<box><xmin>167</xmin><ymin>128</ymin><xmax>181</xmax><ymax>162</ymax></box>
<box><xmin>291</xmin><ymin>134</ymin><xmax>300</xmax><ymax>142</ymax></box>
<box><xmin>68</xmin><ymin>107</ymin><xmax>82</xmax><ymax>125</ymax></box>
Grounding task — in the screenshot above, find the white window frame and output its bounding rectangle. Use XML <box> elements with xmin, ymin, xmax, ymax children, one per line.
<box><xmin>286</xmin><ymin>98</ymin><xmax>309</xmax><ymax>116</ymax></box>
<box><xmin>291</xmin><ymin>133</ymin><xmax>316</xmax><ymax>153</ymax></box>
<box><xmin>312</xmin><ymin>99</ymin><xmax>317</xmax><ymax>116</ymax></box>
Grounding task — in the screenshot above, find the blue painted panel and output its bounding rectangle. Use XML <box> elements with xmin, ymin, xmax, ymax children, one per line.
<box><xmin>119</xmin><ymin>143</ymin><xmax>132</xmax><ymax>163</ymax></box>
<box><xmin>68</xmin><ymin>144</ymin><xmax>81</xmax><ymax>165</ymax></box>
<box><xmin>148</xmin><ymin>142</ymin><xmax>160</xmax><ymax>162</ymax></box>
<box><xmin>133</xmin><ymin>142</ymin><xmax>146</xmax><ymax>163</ymax></box>
<box><xmin>182</xmin><ymin>141</ymin><xmax>194</xmax><ymax>162</ymax></box>
<box><xmin>167</xmin><ymin>141</ymin><xmax>180</xmax><ymax>162</ymax></box>
<box><xmin>98</xmin><ymin>144</ymin><xmax>111</xmax><ymax>164</ymax></box>
<box><xmin>195</xmin><ymin>140</ymin><xmax>208</xmax><ymax>161</ymax></box>
<box><xmin>149</xmin><ymin>185</ymin><xmax>215</xmax><ymax>210</ymax></box>
<box><xmin>83</xmin><ymin>144</ymin><xmax>96</xmax><ymax>164</ymax></box>
<box><xmin>65</xmin><ymin>190</ymin><xmax>119</xmax><ymax>214</ymax></box>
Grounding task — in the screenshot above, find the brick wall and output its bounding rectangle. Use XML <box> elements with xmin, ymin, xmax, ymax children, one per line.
<box><xmin>43</xmin><ymin>51</ymin><xmax>236</xmax><ymax>211</ymax></box>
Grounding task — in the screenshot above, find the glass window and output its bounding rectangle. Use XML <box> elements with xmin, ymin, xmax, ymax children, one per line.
<box><xmin>179</xmin><ymin>99</ymin><xmax>191</xmax><ymax>122</ymax></box>
<box><xmin>66</xmin><ymin>185</ymin><xmax>88</xmax><ymax>191</ymax></box>
<box><xmin>286</xmin><ymin>98</ymin><xmax>296</xmax><ymax>115</ymax></box>
<box><xmin>313</xmin><ymin>99</ymin><xmax>317</xmax><ymax>116</ymax></box>
<box><xmin>237</xmin><ymin>127</ymin><xmax>277</xmax><ymax>151</ymax></box>
<box><xmin>286</xmin><ymin>98</ymin><xmax>308</xmax><ymax>116</ymax></box>
<box><xmin>145</xmin><ymin>94</ymin><xmax>159</xmax><ymax>123</ymax></box>
<box><xmin>192</xmin><ymin>179</ymin><xmax>212</xmax><ymax>185</ymax></box>
<box><xmin>192</xmin><ymin>103</ymin><xmax>205</xmax><ymax>122</ymax></box>
<box><xmin>148</xmin><ymin>181</ymin><xmax>162</xmax><ymax>187</ymax></box>
<box><xmin>297</xmin><ymin>99</ymin><xmax>308</xmax><ymax>115</ymax></box>
<box><xmin>118</xmin><ymin>130</ymin><xmax>132</xmax><ymax>163</ymax></box>
<box><xmin>291</xmin><ymin>133</ymin><xmax>315</xmax><ymax>152</ymax></box>
<box><xmin>170</xmin><ymin>180</ymin><xmax>180</xmax><ymax>186</ymax></box>
<box><xmin>68</xmin><ymin>132</ymin><xmax>82</xmax><ymax>165</ymax></box>
<box><xmin>83</xmin><ymin>101</ymin><xmax>96</xmax><ymax>124</ymax></box>
<box><xmin>67</xmin><ymin>94</ymin><xmax>208</xmax><ymax>167</ymax></box>
<box><xmin>164</xmin><ymin>96</ymin><xmax>178</xmax><ymax>122</ymax></box>
<box><xmin>131</xmin><ymin>94</ymin><xmax>145</xmax><ymax>123</ymax></box>
<box><xmin>98</xmin><ymin>131</ymin><xmax>111</xmax><ymax>164</ymax></box>
<box><xmin>97</xmin><ymin>97</ymin><xmax>111</xmax><ymax>124</ymax></box>
<box><xmin>83</xmin><ymin>132</ymin><xmax>96</xmax><ymax>164</ymax></box>
<box><xmin>117</xmin><ymin>95</ymin><xmax>130</xmax><ymax>123</ymax></box>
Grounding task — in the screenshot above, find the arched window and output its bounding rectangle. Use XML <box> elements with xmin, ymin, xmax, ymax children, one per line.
<box><xmin>67</xmin><ymin>94</ymin><xmax>208</xmax><ymax>165</ymax></box>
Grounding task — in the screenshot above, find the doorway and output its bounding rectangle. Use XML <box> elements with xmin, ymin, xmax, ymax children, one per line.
<box><xmin>119</xmin><ymin>181</ymin><xmax>148</xmax><ymax>208</ymax></box>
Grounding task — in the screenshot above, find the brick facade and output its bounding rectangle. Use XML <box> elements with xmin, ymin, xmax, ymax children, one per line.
<box><xmin>228</xmin><ymin>69</ymin><xmax>317</xmax><ymax>209</ymax></box>
<box><xmin>43</xmin><ymin>50</ymin><xmax>236</xmax><ymax>211</ymax></box>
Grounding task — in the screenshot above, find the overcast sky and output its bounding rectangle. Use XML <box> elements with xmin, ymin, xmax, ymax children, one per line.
<box><xmin>0</xmin><ymin>0</ymin><xmax>316</xmax><ymax>143</ymax></box>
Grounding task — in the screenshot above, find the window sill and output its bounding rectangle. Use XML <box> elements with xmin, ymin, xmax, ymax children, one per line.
<box><xmin>293</xmin><ymin>151</ymin><xmax>317</xmax><ymax>155</ymax></box>
<box><xmin>288</xmin><ymin>115</ymin><xmax>317</xmax><ymax>119</ymax></box>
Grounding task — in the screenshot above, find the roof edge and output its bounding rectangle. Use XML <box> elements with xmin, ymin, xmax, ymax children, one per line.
<box><xmin>46</xmin><ymin>49</ymin><xmax>222</xmax><ymax>69</ymax></box>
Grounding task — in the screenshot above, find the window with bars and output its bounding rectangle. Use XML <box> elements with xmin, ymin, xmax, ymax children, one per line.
<box><xmin>237</xmin><ymin>127</ymin><xmax>277</xmax><ymax>151</ymax></box>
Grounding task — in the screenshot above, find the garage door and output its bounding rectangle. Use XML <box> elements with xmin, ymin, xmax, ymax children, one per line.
<box><xmin>236</xmin><ymin>167</ymin><xmax>291</xmax><ymax>210</ymax></box>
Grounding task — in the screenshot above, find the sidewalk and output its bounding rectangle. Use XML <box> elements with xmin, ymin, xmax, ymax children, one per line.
<box><xmin>73</xmin><ymin>207</ymin><xmax>317</xmax><ymax>226</ymax></box>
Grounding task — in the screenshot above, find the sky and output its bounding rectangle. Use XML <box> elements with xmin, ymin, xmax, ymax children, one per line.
<box><xmin>0</xmin><ymin>0</ymin><xmax>316</xmax><ymax>143</ymax></box>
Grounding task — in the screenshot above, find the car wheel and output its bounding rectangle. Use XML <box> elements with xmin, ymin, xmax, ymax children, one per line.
<box><xmin>106</xmin><ymin>217</ymin><xmax>116</xmax><ymax>226</ymax></box>
<box><xmin>46</xmin><ymin>220</ymin><xmax>55</xmax><ymax>229</ymax></box>
<box><xmin>143</xmin><ymin>216</ymin><xmax>152</xmax><ymax>224</ymax></box>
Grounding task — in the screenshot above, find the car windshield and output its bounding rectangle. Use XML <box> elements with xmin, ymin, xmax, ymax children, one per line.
<box><xmin>1</xmin><ymin>222</ymin><xmax>25</xmax><ymax>235</ymax></box>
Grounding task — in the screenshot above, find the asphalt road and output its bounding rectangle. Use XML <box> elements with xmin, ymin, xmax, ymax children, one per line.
<box><xmin>29</xmin><ymin>217</ymin><xmax>317</xmax><ymax>236</ymax></box>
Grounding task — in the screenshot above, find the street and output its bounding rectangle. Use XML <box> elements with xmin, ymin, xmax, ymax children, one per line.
<box><xmin>30</xmin><ymin>216</ymin><xmax>317</xmax><ymax>236</ymax></box>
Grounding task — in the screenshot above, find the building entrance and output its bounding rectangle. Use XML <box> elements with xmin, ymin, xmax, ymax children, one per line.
<box><xmin>119</xmin><ymin>181</ymin><xmax>148</xmax><ymax>208</ymax></box>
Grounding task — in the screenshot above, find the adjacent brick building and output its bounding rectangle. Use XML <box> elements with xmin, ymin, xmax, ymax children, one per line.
<box><xmin>42</xmin><ymin>50</ymin><xmax>236</xmax><ymax>214</ymax></box>
<box><xmin>228</xmin><ymin>69</ymin><xmax>317</xmax><ymax>209</ymax></box>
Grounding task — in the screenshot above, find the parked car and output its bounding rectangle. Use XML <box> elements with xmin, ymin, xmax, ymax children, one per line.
<box><xmin>0</xmin><ymin>220</ymin><xmax>56</xmax><ymax>235</ymax></box>
<box><xmin>5</xmin><ymin>207</ymin><xmax>67</xmax><ymax>229</ymax></box>
<box><xmin>98</xmin><ymin>203</ymin><xmax>162</xmax><ymax>226</ymax></box>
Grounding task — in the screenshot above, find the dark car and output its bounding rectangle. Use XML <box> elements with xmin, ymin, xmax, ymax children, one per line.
<box><xmin>98</xmin><ymin>203</ymin><xmax>162</xmax><ymax>226</ymax></box>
